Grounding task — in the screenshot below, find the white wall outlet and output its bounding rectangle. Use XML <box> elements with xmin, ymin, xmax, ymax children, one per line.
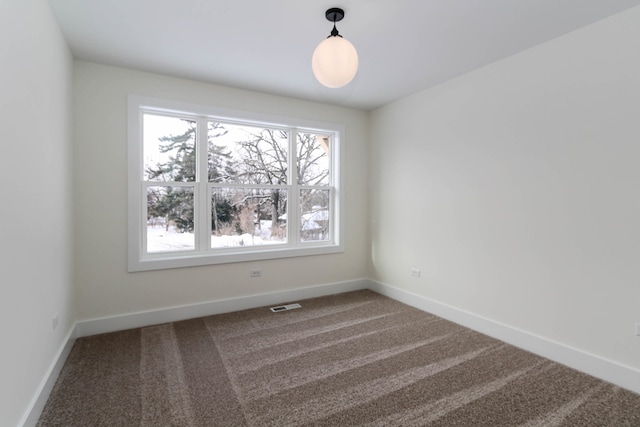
<box><xmin>636</xmin><ymin>323</ymin><xmax>640</xmax><ymax>337</ymax></box>
<box><xmin>250</xmin><ymin>268</ymin><xmax>262</xmax><ymax>277</ymax></box>
<box><xmin>52</xmin><ymin>313</ymin><xmax>59</xmax><ymax>330</ymax></box>
<box><xmin>411</xmin><ymin>268</ymin><xmax>421</xmax><ymax>278</ymax></box>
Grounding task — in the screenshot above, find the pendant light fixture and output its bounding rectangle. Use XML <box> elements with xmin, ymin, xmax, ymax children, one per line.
<box><xmin>312</xmin><ymin>7</ymin><xmax>359</xmax><ymax>88</ymax></box>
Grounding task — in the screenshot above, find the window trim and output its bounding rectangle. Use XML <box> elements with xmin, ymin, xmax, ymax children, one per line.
<box><xmin>128</xmin><ymin>95</ymin><xmax>344</xmax><ymax>272</ymax></box>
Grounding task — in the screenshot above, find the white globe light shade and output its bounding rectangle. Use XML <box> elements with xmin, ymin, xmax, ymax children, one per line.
<box><xmin>312</xmin><ymin>36</ymin><xmax>359</xmax><ymax>88</ymax></box>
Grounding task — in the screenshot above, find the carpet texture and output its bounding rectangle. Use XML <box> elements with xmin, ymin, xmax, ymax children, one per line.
<box><xmin>37</xmin><ymin>290</ymin><xmax>640</xmax><ymax>426</ymax></box>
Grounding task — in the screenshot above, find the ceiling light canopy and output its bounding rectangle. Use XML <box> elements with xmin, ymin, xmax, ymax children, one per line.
<box><xmin>312</xmin><ymin>8</ymin><xmax>359</xmax><ymax>89</ymax></box>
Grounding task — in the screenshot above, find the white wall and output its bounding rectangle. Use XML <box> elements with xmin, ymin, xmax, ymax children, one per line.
<box><xmin>7</xmin><ymin>3</ymin><xmax>639</xmax><ymax>423</ymax></box>
<box><xmin>370</xmin><ymin>7</ymin><xmax>640</xmax><ymax>370</ymax></box>
<box><xmin>0</xmin><ymin>1</ymin><xmax>74</xmax><ymax>426</ymax></box>
<box><xmin>73</xmin><ymin>61</ymin><xmax>369</xmax><ymax>321</ymax></box>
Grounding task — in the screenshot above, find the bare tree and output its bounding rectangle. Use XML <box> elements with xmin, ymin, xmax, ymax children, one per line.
<box><xmin>235</xmin><ymin>128</ymin><xmax>289</xmax><ymax>228</ymax></box>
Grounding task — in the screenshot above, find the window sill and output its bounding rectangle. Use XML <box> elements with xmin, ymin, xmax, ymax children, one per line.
<box><xmin>128</xmin><ymin>243</ymin><xmax>343</xmax><ymax>272</ymax></box>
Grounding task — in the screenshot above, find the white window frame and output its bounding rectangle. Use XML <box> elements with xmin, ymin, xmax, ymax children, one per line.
<box><xmin>128</xmin><ymin>95</ymin><xmax>344</xmax><ymax>272</ymax></box>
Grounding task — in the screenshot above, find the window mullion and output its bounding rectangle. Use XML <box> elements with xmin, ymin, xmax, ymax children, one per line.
<box><xmin>289</xmin><ymin>129</ymin><xmax>300</xmax><ymax>245</ymax></box>
<box><xmin>330</xmin><ymin>133</ymin><xmax>338</xmax><ymax>245</ymax></box>
<box><xmin>196</xmin><ymin>118</ymin><xmax>209</xmax><ymax>251</ymax></box>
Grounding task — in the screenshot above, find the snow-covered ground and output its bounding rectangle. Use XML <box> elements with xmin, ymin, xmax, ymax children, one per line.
<box><xmin>146</xmin><ymin>223</ymin><xmax>286</xmax><ymax>253</ymax></box>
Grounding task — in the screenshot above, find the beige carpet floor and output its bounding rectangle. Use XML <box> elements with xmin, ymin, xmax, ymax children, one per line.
<box><xmin>37</xmin><ymin>290</ymin><xmax>640</xmax><ymax>426</ymax></box>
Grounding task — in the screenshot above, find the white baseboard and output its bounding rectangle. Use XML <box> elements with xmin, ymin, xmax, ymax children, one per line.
<box><xmin>22</xmin><ymin>279</ymin><xmax>368</xmax><ymax>425</ymax></box>
<box><xmin>22</xmin><ymin>277</ymin><xmax>640</xmax><ymax>426</ymax></box>
<box><xmin>19</xmin><ymin>324</ymin><xmax>78</xmax><ymax>427</ymax></box>
<box><xmin>369</xmin><ymin>279</ymin><xmax>640</xmax><ymax>395</ymax></box>
<box><xmin>76</xmin><ymin>278</ymin><xmax>369</xmax><ymax>337</ymax></box>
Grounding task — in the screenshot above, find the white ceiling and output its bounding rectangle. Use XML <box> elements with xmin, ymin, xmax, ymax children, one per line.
<box><xmin>49</xmin><ymin>0</ymin><xmax>640</xmax><ymax>111</ymax></box>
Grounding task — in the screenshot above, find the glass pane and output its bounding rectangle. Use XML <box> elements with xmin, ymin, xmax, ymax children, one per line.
<box><xmin>297</xmin><ymin>133</ymin><xmax>330</xmax><ymax>186</ymax></box>
<box><xmin>208</xmin><ymin>122</ymin><xmax>289</xmax><ymax>185</ymax></box>
<box><xmin>147</xmin><ymin>186</ymin><xmax>195</xmax><ymax>253</ymax></box>
<box><xmin>300</xmin><ymin>189</ymin><xmax>330</xmax><ymax>242</ymax></box>
<box><xmin>211</xmin><ymin>188</ymin><xmax>287</xmax><ymax>247</ymax></box>
<box><xmin>143</xmin><ymin>114</ymin><xmax>196</xmax><ymax>182</ymax></box>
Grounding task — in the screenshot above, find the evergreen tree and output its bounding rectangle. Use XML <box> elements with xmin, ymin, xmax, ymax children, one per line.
<box><xmin>146</xmin><ymin>121</ymin><xmax>236</xmax><ymax>232</ymax></box>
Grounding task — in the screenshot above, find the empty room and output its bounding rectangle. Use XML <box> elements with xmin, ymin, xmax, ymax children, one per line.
<box><xmin>3</xmin><ymin>0</ymin><xmax>640</xmax><ymax>425</ymax></box>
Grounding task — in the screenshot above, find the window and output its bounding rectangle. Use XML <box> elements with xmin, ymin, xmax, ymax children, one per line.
<box><xmin>128</xmin><ymin>96</ymin><xmax>343</xmax><ymax>271</ymax></box>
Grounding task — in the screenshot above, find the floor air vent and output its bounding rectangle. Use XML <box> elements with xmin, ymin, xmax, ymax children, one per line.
<box><xmin>270</xmin><ymin>303</ymin><xmax>302</xmax><ymax>313</ymax></box>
